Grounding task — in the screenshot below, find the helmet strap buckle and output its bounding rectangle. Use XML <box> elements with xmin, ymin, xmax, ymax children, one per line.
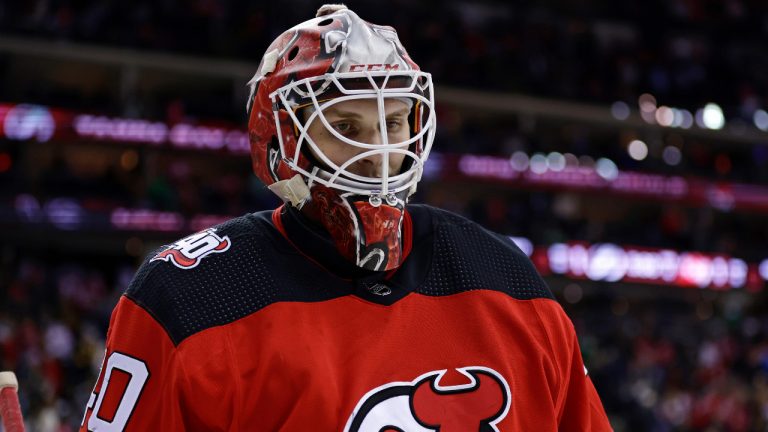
<box><xmin>268</xmin><ymin>174</ymin><xmax>311</xmax><ymax>208</ymax></box>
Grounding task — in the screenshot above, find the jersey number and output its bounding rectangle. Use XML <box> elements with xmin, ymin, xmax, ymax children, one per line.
<box><xmin>86</xmin><ymin>352</ymin><xmax>149</xmax><ymax>431</ymax></box>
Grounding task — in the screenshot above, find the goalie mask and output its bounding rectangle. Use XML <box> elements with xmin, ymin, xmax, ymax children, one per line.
<box><xmin>247</xmin><ymin>5</ymin><xmax>436</xmax><ymax>271</ymax></box>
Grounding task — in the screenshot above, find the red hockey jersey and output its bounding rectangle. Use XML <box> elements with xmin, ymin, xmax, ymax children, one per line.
<box><xmin>80</xmin><ymin>205</ymin><xmax>611</xmax><ymax>431</ymax></box>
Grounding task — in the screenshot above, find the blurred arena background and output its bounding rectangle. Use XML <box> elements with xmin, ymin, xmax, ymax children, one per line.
<box><xmin>1</xmin><ymin>0</ymin><xmax>768</xmax><ymax>430</ymax></box>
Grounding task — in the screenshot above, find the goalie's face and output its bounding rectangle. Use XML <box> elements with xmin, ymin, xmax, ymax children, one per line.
<box><xmin>305</xmin><ymin>98</ymin><xmax>411</xmax><ymax>178</ymax></box>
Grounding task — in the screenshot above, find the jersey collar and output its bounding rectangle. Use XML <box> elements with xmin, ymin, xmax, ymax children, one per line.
<box><xmin>272</xmin><ymin>204</ymin><xmax>412</xmax><ymax>279</ymax></box>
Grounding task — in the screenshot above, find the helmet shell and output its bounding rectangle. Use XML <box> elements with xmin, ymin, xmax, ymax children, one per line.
<box><xmin>247</xmin><ymin>8</ymin><xmax>421</xmax><ymax>187</ymax></box>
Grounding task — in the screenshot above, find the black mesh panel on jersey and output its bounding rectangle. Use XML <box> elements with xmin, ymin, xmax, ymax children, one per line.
<box><xmin>415</xmin><ymin>206</ymin><xmax>553</xmax><ymax>301</ymax></box>
<box><xmin>125</xmin><ymin>206</ymin><xmax>553</xmax><ymax>346</ymax></box>
<box><xmin>125</xmin><ymin>213</ymin><xmax>352</xmax><ymax>346</ymax></box>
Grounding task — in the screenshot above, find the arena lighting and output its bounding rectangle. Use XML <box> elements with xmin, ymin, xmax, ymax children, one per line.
<box><xmin>74</xmin><ymin>115</ymin><xmax>251</xmax><ymax>154</ymax></box>
<box><xmin>45</xmin><ymin>198</ymin><xmax>83</xmax><ymax>230</ymax></box>
<box><xmin>14</xmin><ymin>194</ymin><xmax>43</xmax><ymax>222</ymax></box>
<box><xmin>7</xmin><ymin>193</ymin><xmax>767</xmax><ymax>291</ymax></box>
<box><xmin>679</xmin><ymin>109</ymin><xmax>694</xmax><ymax>129</ymax></box>
<box><xmin>706</xmin><ymin>184</ymin><xmax>736</xmax><ymax>211</ymax></box>
<box><xmin>754</xmin><ymin>109</ymin><xmax>768</xmax><ymax>131</ymax></box>
<box><xmin>627</xmin><ymin>140</ymin><xmax>648</xmax><ymax>161</ymax></box>
<box><xmin>662</xmin><ymin>146</ymin><xmax>682</xmax><ymax>166</ymax></box>
<box><xmin>630</xmin><ymin>95</ymin><xmax>699</xmax><ymax>130</ymax></box>
<box><xmin>760</xmin><ymin>259</ymin><xmax>768</xmax><ymax>281</ymax></box>
<box><xmin>547</xmin><ymin>152</ymin><xmax>566</xmax><ymax>171</ymax></box>
<box><xmin>458</xmin><ymin>154</ymin><xmax>520</xmax><ymax>179</ymax></box>
<box><xmin>10</xmin><ymin>195</ymin><xmax>233</xmax><ymax>232</ymax></box>
<box><xmin>506</xmin><ymin>236</ymin><xmax>763</xmax><ymax>290</ymax></box>
<box><xmin>1</xmin><ymin>104</ymin><xmax>55</xmax><ymax>142</ymax></box>
<box><xmin>670</xmin><ymin>108</ymin><xmax>683</xmax><ymax>128</ymax></box>
<box><xmin>73</xmin><ymin>115</ymin><xmax>167</xmax><ymax>144</ymax></box>
<box><xmin>646</xmin><ymin>106</ymin><xmax>695</xmax><ymax>129</ymax></box>
<box><xmin>168</xmin><ymin>124</ymin><xmax>248</xmax><ymax>151</ymax></box>
<box><xmin>700</xmin><ymin>103</ymin><xmax>725</xmax><ymax>130</ymax></box>
<box><xmin>509</xmin><ymin>151</ymin><xmax>529</xmax><ymax>172</ymax></box>
<box><xmin>453</xmin><ymin>153</ymin><xmax>768</xmax><ymax>214</ymax></box>
<box><xmin>457</xmin><ymin>154</ymin><xmax>687</xmax><ymax>196</ymax></box>
<box><xmin>110</xmin><ymin>208</ymin><xmax>185</xmax><ymax>232</ymax></box>
<box><xmin>0</xmin><ymin>102</ymin><xmax>251</xmax><ymax>154</ymax></box>
<box><xmin>655</xmin><ymin>106</ymin><xmax>675</xmax><ymax>127</ymax></box>
<box><xmin>610</xmin><ymin>101</ymin><xmax>630</xmax><ymax>120</ymax></box>
<box><xmin>529</xmin><ymin>153</ymin><xmax>548</xmax><ymax>174</ymax></box>
<box><xmin>546</xmin><ymin>242</ymin><xmax>751</xmax><ymax>290</ymax></box>
<box><xmin>638</xmin><ymin>93</ymin><xmax>657</xmax><ymax>124</ymax></box>
<box><xmin>595</xmin><ymin>158</ymin><xmax>619</xmax><ymax>180</ymax></box>
<box><xmin>638</xmin><ymin>93</ymin><xmax>657</xmax><ymax>113</ymax></box>
<box><xmin>109</xmin><ymin>208</ymin><xmax>232</xmax><ymax>232</ymax></box>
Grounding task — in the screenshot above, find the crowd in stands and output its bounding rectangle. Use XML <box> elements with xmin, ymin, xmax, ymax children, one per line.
<box><xmin>2</xmin><ymin>0</ymin><xmax>768</xmax><ymax>120</ymax></box>
<box><xmin>570</xmin><ymin>292</ymin><xmax>768</xmax><ymax>432</ymax></box>
<box><xmin>2</xmin><ymin>131</ymin><xmax>766</xmax><ymax>261</ymax></box>
<box><xmin>3</xmin><ymin>0</ymin><xmax>768</xmax><ymax>187</ymax></box>
<box><xmin>434</xmin><ymin>108</ymin><xmax>768</xmax><ymax>185</ymax></box>
<box><xmin>0</xmin><ymin>253</ymin><xmax>127</xmax><ymax>431</ymax></box>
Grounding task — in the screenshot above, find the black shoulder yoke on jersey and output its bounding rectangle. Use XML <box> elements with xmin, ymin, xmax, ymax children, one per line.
<box><xmin>125</xmin><ymin>205</ymin><xmax>553</xmax><ymax>346</ymax></box>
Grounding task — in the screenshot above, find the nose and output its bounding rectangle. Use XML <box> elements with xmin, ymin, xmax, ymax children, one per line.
<box><xmin>351</xmin><ymin>129</ymin><xmax>386</xmax><ymax>177</ymax></box>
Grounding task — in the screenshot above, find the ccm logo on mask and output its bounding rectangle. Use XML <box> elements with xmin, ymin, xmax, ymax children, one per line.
<box><xmin>349</xmin><ymin>63</ymin><xmax>400</xmax><ymax>72</ymax></box>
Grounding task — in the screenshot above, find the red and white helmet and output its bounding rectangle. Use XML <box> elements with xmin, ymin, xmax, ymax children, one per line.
<box><xmin>247</xmin><ymin>5</ymin><xmax>436</xmax><ymax>271</ymax></box>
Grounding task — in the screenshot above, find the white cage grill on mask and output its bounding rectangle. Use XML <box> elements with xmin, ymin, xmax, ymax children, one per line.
<box><xmin>270</xmin><ymin>70</ymin><xmax>436</xmax><ymax>205</ymax></box>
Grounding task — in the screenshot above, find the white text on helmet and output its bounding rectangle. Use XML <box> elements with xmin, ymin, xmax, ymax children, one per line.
<box><xmin>349</xmin><ymin>64</ymin><xmax>401</xmax><ymax>72</ymax></box>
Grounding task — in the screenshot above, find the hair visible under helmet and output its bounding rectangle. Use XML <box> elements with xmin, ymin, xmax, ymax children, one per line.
<box><xmin>247</xmin><ymin>4</ymin><xmax>436</xmax><ymax>271</ymax></box>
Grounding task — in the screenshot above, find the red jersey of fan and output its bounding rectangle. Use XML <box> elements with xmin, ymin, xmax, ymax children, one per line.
<box><xmin>80</xmin><ymin>205</ymin><xmax>611</xmax><ymax>431</ymax></box>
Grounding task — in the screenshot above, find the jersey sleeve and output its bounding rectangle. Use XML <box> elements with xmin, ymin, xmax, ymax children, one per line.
<box><xmin>534</xmin><ymin>300</ymin><xmax>613</xmax><ymax>432</ymax></box>
<box><xmin>80</xmin><ymin>295</ymin><xmax>187</xmax><ymax>431</ymax></box>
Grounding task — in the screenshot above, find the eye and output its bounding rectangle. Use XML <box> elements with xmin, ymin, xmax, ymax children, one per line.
<box><xmin>386</xmin><ymin>119</ymin><xmax>403</xmax><ymax>130</ymax></box>
<box><xmin>331</xmin><ymin>122</ymin><xmax>355</xmax><ymax>135</ymax></box>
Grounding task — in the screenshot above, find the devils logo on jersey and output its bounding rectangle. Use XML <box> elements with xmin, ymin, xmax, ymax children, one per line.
<box><xmin>345</xmin><ymin>366</ymin><xmax>511</xmax><ymax>432</ymax></box>
<box><xmin>150</xmin><ymin>228</ymin><xmax>231</xmax><ymax>270</ymax></box>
